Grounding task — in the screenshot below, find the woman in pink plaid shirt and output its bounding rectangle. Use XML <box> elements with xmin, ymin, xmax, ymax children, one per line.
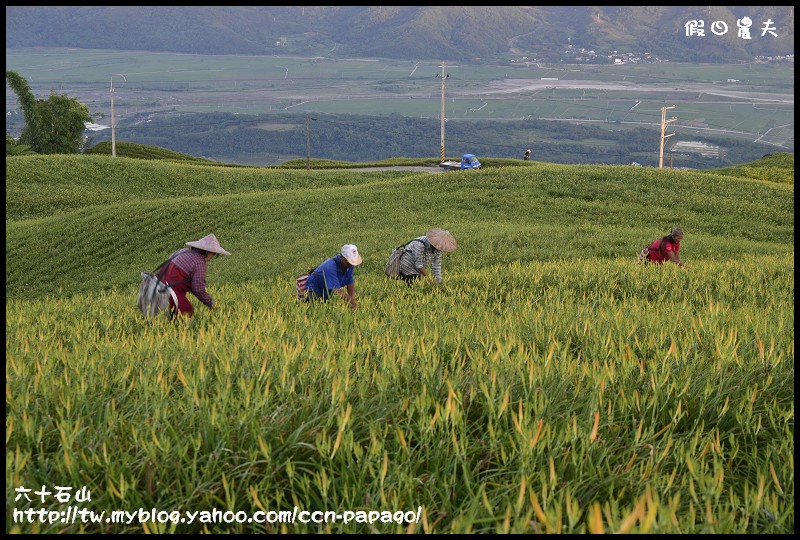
<box><xmin>158</xmin><ymin>234</ymin><xmax>231</xmax><ymax>318</ymax></box>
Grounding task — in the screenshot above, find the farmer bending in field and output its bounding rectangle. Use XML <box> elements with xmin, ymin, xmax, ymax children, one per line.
<box><xmin>640</xmin><ymin>227</ymin><xmax>685</xmax><ymax>267</ymax></box>
<box><xmin>393</xmin><ymin>228</ymin><xmax>457</xmax><ymax>286</ymax></box>
<box><xmin>306</xmin><ymin>244</ymin><xmax>362</xmax><ymax>310</ymax></box>
<box><xmin>159</xmin><ymin>233</ymin><xmax>231</xmax><ymax>318</ymax></box>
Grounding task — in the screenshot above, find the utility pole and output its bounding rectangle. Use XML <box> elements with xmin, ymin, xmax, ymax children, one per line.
<box><xmin>436</xmin><ymin>62</ymin><xmax>448</xmax><ymax>162</ymax></box>
<box><xmin>305</xmin><ymin>115</ymin><xmax>316</xmax><ymax>170</ymax></box>
<box><xmin>110</xmin><ymin>77</ymin><xmax>116</xmax><ymax>157</ymax></box>
<box><xmin>306</xmin><ymin>114</ymin><xmax>311</xmax><ymax>170</ymax></box>
<box><xmin>659</xmin><ymin>105</ymin><xmax>677</xmax><ymax>169</ymax></box>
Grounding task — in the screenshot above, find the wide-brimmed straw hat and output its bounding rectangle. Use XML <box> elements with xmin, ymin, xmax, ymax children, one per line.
<box><xmin>341</xmin><ymin>244</ymin><xmax>363</xmax><ymax>266</ymax></box>
<box><xmin>186</xmin><ymin>234</ymin><xmax>231</xmax><ymax>256</ymax></box>
<box><xmin>426</xmin><ymin>228</ymin><xmax>457</xmax><ymax>252</ymax></box>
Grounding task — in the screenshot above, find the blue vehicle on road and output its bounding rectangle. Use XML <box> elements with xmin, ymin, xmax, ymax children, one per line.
<box><xmin>439</xmin><ymin>153</ymin><xmax>481</xmax><ymax>171</ymax></box>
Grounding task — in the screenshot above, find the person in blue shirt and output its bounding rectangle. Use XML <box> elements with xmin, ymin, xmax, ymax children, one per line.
<box><xmin>306</xmin><ymin>244</ymin><xmax>362</xmax><ymax>309</ymax></box>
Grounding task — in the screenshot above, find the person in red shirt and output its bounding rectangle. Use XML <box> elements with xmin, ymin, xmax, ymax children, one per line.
<box><xmin>644</xmin><ymin>227</ymin><xmax>685</xmax><ymax>267</ymax></box>
<box><xmin>158</xmin><ymin>233</ymin><xmax>232</xmax><ymax>318</ymax></box>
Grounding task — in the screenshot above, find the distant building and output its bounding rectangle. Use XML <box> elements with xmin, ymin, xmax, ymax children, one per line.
<box><xmin>84</xmin><ymin>122</ymin><xmax>110</xmax><ymax>131</ymax></box>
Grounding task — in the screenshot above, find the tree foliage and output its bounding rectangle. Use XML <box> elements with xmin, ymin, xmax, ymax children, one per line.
<box><xmin>6</xmin><ymin>133</ymin><xmax>35</xmax><ymax>156</ymax></box>
<box><xmin>86</xmin><ymin>111</ymin><xmax>779</xmax><ymax>170</ymax></box>
<box><xmin>6</xmin><ymin>69</ymin><xmax>92</xmax><ymax>155</ymax></box>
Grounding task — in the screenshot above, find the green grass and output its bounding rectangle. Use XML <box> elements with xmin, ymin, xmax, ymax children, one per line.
<box><xmin>82</xmin><ymin>141</ymin><xmax>244</xmax><ymax>165</ymax></box>
<box><xmin>5</xmin><ymin>149</ymin><xmax>794</xmax><ymax>533</ymax></box>
<box><xmin>705</xmin><ymin>152</ymin><xmax>795</xmax><ymax>185</ymax></box>
<box><xmin>6</xmin><ymin>152</ymin><xmax>793</xmax><ymax>300</ymax></box>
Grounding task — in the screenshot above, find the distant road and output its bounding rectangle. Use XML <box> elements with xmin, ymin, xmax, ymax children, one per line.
<box><xmin>476</xmin><ymin>79</ymin><xmax>794</xmax><ymax>104</ymax></box>
<box><xmin>320</xmin><ymin>166</ymin><xmax>444</xmax><ymax>173</ymax></box>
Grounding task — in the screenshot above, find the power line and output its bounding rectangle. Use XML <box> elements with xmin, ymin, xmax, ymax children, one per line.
<box><xmin>91</xmin><ymin>101</ymin><xmax>778</xmax><ymax>168</ymax></box>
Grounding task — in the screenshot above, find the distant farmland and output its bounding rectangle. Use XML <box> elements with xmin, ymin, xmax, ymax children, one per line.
<box><xmin>6</xmin><ymin>48</ymin><xmax>794</xmax><ymax>152</ymax></box>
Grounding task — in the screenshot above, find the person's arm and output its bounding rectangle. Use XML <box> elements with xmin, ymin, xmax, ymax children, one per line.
<box><xmin>336</xmin><ymin>284</ymin><xmax>357</xmax><ymax>309</ymax></box>
<box><xmin>190</xmin><ymin>260</ymin><xmax>215</xmax><ymax>308</ymax></box>
<box><xmin>412</xmin><ymin>240</ymin><xmax>431</xmax><ymax>279</ymax></box>
<box><xmin>667</xmin><ymin>250</ymin><xmax>684</xmax><ymax>267</ymax></box>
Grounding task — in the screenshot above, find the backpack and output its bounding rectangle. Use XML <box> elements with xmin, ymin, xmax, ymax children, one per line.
<box><xmin>385</xmin><ymin>239</ymin><xmax>425</xmax><ymax>277</ymax></box>
<box><xmin>296</xmin><ymin>267</ymin><xmax>319</xmax><ymax>301</ymax></box>
<box><xmin>137</xmin><ymin>253</ymin><xmax>189</xmax><ymax>318</ymax></box>
<box><xmin>638</xmin><ymin>237</ymin><xmax>666</xmax><ymax>264</ymax></box>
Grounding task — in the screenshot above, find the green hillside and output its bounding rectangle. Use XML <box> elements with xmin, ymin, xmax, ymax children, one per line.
<box><xmin>82</xmin><ymin>141</ymin><xmax>239</xmax><ymax>166</ymax></box>
<box><xmin>704</xmin><ymin>152</ymin><xmax>795</xmax><ymax>185</ymax></box>
<box><xmin>6</xmin><ymin>152</ymin><xmax>793</xmax><ymax>300</ymax></box>
<box><xmin>5</xmin><ymin>151</ymin><xmax>794</xmax><ymax>533</ymax></box>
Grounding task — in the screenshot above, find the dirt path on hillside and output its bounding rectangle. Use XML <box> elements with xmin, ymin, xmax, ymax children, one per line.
<box><xmin>319</xmin><ymin>166</ymin><xmax>445</xmax><ymax>173</ymax></box>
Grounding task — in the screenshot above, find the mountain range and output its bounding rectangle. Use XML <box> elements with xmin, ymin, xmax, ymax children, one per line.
<box><xmin>6</xmin><ymin>6</ymin><xmax>794</xmax><ymax>63</ymax></box>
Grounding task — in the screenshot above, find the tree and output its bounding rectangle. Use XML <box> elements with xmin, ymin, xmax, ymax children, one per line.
<box><xmin>6</xmin><ymin>69</ymin><xmax>92</xmax><ymax>154</ymax></box>
<box><xmin>6</xmin><ymin>133</ymin><xmax>35</xmax><ymax>156</ymax></box>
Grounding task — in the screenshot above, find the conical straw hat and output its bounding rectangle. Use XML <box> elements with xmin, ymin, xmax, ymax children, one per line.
<box><xmin>426</xmin><ymin>228</ymin><xmax>457</xmax><ymax>252</ymax></box>
<box><xmin>185</xmin><ymin>233</ymin><xmax>231</xmax><ymax>256</ymax></box>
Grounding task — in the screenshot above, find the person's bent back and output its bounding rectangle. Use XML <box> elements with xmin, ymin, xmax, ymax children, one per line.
<box><xmin>645</xmin><ymin>227</ymin><xmax>685</xmax><ymax>267</ymax></box>
<box><xmin>161</xmin><ymin>233</ymin><xmax>231</xmax><ymax>318</ymax></box>
<box><xmin>306</xmin><ymin>244</ymin><xmax>362</xmax><ymax>310</ymax></box>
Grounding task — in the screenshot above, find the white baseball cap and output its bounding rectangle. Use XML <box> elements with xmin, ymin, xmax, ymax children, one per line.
<box><xmin>341</xmin><ymin>244</ymin><xmax>362</xmax><ymax>266</ymax></box>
